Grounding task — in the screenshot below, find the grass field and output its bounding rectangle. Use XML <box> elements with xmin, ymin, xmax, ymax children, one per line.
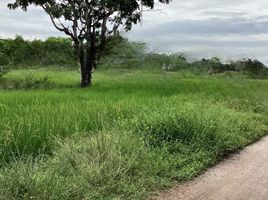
<box><xmin>0</xmin><ymin>68</ymin><xmax>268</xmax><ymax>199</ymax></box>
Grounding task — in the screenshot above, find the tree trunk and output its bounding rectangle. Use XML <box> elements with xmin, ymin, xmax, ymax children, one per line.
<box><xmin>78</xmin><ymin>40</ymin><xmax>92</xmax><ymax>88</ymax></box>
<box><xmin>80</xmin><ymin>63</ymin><xmax>91</xmax><ymax>88</ymax></box>
<box><xmin>77</xmin><ymin>37</ymin><xmax>97</xmax><ymax>88</ymax></box>
<box><xmin>82</xmin><ymin>36</ymin><xmax>97</xmax><ymax>87</ymax></box>
<box><xmin>83</xmin><ymin>56</ymin><xmax>93</xmax><ymax>87</ymax></box>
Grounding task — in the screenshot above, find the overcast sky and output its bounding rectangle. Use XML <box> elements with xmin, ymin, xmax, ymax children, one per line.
<box><xmin>1</xmin><ymin>0</ymin><xmax>268</xmax><ymax>64</ymax></box>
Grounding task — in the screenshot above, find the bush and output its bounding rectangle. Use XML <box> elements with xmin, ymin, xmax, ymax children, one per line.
<box><xmin>229</xmin><ymin>59</ymin><xmax>268</xmax><ymax>78</ymax></box>
<box><xmin>190</xmin><ymin>57</ymin><xmax>227</xmax><ymax>74</ymax></box>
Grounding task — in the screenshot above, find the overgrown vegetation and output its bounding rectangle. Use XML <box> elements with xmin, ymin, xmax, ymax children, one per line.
<box><xmin>0</xmin><ymin>35</ymin><xmax>267</xmax><ymax>199</ymax></box>
<box><xmin>1</xmin><ymin>36</ymin><xmax>267</xmax><ymax>79</ymax></box>
<box><xmin>0</xmin><ymin>69</ymin><xmax>267</xmax><ymax>199</ymax></box>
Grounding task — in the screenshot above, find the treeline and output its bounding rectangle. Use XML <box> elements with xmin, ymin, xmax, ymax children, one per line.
<box><xmin>0</xmin><ymin>35</ymin><xmax>77</xmax><ymax>68</ymax></box>
<box><xmin>0</xmin><ymin>35</ymin><xmax>267</xmax><ymax>78</ymax></box>
<box><xmin>102</xmin><ymin>38</ymin><xmax>268</xmax><ymax>78</ymax></box>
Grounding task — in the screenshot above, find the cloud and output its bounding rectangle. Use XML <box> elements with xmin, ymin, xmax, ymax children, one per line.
<box><xmin>1</xmin><ymin>0</ymin><xmax>268</xmax><ymax>63</ymax></box>
<box><xmin>133</xmin><ymin>17</ymin><xmax>268</xmax><ymax>36</ymax></box>
<box><xmin>0</xmin><ymin>0</ymin><xmax>63</xmax><ymax>39</ymax></box>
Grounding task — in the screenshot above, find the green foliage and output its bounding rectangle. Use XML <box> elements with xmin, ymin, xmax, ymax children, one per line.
<box><xmin>0</xmin><ymin>66</ymin><xmax>10</xmax><ymax>81</ymax></box>
<box><xmin>100</xmin><ymin>41</ymin><xmax>267</xmax><ymax>78</ymax></box>
<box><xmin>8</xmin><ymin>0</ymin><xmax>170</xmax><ymax>32</ymax></box>
<box><xmin>230</xmin><ymin>59</ymin><xmax>268</xmax><ymax>78</ymax></box>
<box><xmin>0</xmin><ymin>36</ymin><xmax>77</xmax><ymax>68</ymax></box>
<box><xmin>8</xmin><ymin>0</ymin><xmax>171</xmax><ymax>86</ymax></box>
<box><xmin>0</xmin><ymin>53</ymin><xmax>10</xmax><ymax>66</ymax></box>
<box><xmin>191</xmin><ymin>57</ymin><xmax>225</xmax><ymax>74</ymax></box>
<box><xmin>0</xmin><ymin>69</ymin><xmax>267</xmax><ymax>199</ymax></box>
<box><xmin>100</xmin><ymin>35</ymin><xmax>147</xmax><ymax>69</ymax></box>
<box><xmin>1</xmin><ymin>36</ymin><xmax>267</xmax><ymax>80</ymax></box>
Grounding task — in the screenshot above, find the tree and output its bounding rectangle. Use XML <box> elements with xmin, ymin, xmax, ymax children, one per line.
<box><xmin>8</xmin><ymin>0</ymin><xmax>171</xmax><ymax>87</ymax></box>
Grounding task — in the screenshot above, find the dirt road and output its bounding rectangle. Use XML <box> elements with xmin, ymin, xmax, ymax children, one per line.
<box><xmin>155</xmin><ymin>135</ymin><xmax>268</xmax><ymax>200</ymax></box>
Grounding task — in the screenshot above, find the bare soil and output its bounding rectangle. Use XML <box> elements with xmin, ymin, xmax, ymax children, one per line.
<box><xmin>154</xmin><ymin>135</ymin><xmax>268</xmax><ymax>200</ymax></box>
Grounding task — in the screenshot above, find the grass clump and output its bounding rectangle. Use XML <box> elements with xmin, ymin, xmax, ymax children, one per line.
<box><xmin>0</xmin><ymin>131</ymin><xmax>164</xmax><ymax>199</ymax></box>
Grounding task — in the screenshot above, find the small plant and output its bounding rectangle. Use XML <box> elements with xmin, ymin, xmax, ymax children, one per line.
<box><xmin>12</xmin><ymin>73</ymin><xmax>52</xmax><ymax>89</ymax></box>
<box><xmin>0</xmin><ymin>66</ymin><xmax>9</xmax><ymax>80</ymax></box>
<box><xmin>24</xmin><ymin>73</ymin><xmax>51</xmax><ymax>89</ymax></box>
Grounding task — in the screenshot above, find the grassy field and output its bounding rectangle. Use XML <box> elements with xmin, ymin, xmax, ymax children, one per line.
<box><xmin>0</xmin><ymin>68</ymin><xmax>268</xmax><ymax>199</ymax></box>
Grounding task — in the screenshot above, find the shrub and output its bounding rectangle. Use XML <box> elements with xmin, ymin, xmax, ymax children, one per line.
<box><xmin>229</xmin><ymin>59</ymin><xmax>268</xmax><ymax>78</ymax></box>
<box><xmin>190</xmin><ymin>57</ymin><xmax>227</xmax><ymax>74</ymax></box>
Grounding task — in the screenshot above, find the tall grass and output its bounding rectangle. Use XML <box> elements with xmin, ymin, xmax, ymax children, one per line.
<box><xmin>0</xmin><ymin>69</ymin><xmax>267</xmax><ymax>199</ymax></box>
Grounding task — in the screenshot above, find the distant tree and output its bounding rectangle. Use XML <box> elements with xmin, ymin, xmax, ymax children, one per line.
<box><xmin>100</xmin><ymin>35</ymin><xmax>147</xmax><ymax>69</ymax></box>
<box><xmin>8</xmin><ymin>0</ymin><xmax>171</xmax><ymax>87</ymax></box>
<box><xmin>230</xmin><ymin>58</ymin><xmax>267</xmax><ymax>78</ymax></box>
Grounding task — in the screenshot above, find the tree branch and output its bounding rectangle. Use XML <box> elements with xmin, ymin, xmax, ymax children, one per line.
<box><xmin>42</xmin><ymin>4</ymin><xmax>76</xmax><ymax>42</ymax></box>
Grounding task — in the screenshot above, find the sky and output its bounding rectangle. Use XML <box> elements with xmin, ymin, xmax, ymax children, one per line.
<box><xmin>1</xmin><ymin>0</ymin><xmax>268</xmax><ymax>64</ymax></box>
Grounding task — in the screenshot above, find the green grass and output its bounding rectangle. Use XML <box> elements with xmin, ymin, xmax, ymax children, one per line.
<box><xmin>0</xmin><ymin>68</ymin><xmax>267</xmax><ymax>199</ymax></box>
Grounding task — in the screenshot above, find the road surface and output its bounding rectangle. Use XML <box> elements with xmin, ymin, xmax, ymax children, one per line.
<box><xmin>155</xmin><ymin>135</ymin><xmax>268</xmax><ymax>200</ymax></box>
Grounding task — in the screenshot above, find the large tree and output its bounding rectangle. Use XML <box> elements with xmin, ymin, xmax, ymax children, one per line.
<box><xmin>8</xmin><ymin>0</ymin><xmax>170</xmax><ymax>87</ymax></box>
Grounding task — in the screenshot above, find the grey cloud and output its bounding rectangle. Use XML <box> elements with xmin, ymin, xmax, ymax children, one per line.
<box><xmin>201</xmin><ymin>10</ymin><xmax>247</xmax><ymax>18</ymax></box>
<box><xmin>1</xmin><ymin>0</ymin><xmax>268</xmax><ymax>63</ymax></box>
<box><xmin>134</xmin><ymin>17</ymin><xmax>268</xmax><ymax>36</ymax></box>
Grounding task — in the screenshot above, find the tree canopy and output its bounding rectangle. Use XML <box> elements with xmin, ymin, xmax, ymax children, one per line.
<box><xmin>8</xmin><ymin>0</ymin><xmax>171</xmax><ymax>87</ymax></box>
<box><xmin>8</xmin><ymin>0</ymin><xmax>170</xmax><ymax>43</ymax></box>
